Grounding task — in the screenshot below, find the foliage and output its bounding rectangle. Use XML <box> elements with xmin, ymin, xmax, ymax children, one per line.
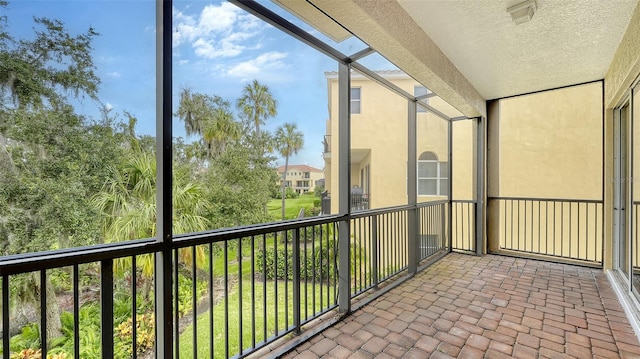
<box><xmin>285</xmin><ymin>187</ymin><xmax>299</xmax><ymax>199</ymax></box>
<box><xmin>0</xmin><ymin>15</ymin><xmax>99</xmax><ymax>109</ymax></box>
<box><xmin>256</xmin><ymin>243</ymin><xmax>338</xmax><ymax>283</ymax></box>
<box><xmin>236</xmin><ymin>79</ymin><xmax>277</xmax><ymax>136</ymax></box>
<box><xmin>204</xmin><ymin>144</ymin><xmax>278</xmax><ymax>228</ymax></box>
<box><xmin>176</xmin><ymin>271</ymin><xmax>208</xmax><ymax>317</ymax></box>
<box><xmin>176</xmin><ymin>88</ymin><xmax>240</xmax><ymax>159</ymax></box>
<box><xmin>115</xmin><ymin>313</ymin><xmax>155</xmax><ymax>358</ymax></box>
<box><xmin>9</xmin><ymin>323</ymin><xmax>40</xmax><ymax>353</ymax></box>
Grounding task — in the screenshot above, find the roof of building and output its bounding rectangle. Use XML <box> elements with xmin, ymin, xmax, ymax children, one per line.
<box><xmin>277</xmin><ymin>164</ymin><xmax>323</xmax><ymax>173</ymax></box>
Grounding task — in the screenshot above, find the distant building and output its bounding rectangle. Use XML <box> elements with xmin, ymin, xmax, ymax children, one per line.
<box><xmin>276</xmin><ymin>164</ymin><xmax>324</xmax><ymax>194</ymax></box>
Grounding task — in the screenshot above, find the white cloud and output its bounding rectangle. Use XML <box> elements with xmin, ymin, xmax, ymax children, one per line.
<box><xmin>225</xmin><ymin>52</ymin><xmax>288</xmax><ymax>80</ymax></box>
<box><xmin>173</xmin><ymin>2</ymin><xmax>263</xmax><ymax>59</ymax></box>
<box><xmin>105</xmin><ymin>102</ymin><xmax>114</xmax><ymax>111</ymax></box>
<box><xmin>106</xmin><ymin>72</ymin><xmax>121</xmax><ymax>78</ymax></box>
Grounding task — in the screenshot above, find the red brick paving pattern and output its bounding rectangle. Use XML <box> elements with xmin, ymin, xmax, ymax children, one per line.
<box><xmin>280</xmin><ymin>253</ymin><xmax>640</xmax><ymax>358</ymax></box>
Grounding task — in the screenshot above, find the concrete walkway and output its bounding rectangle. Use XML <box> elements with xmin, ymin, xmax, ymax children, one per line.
<box><xmin>282</xmin><ymin>253</ymin><xmax>640</xmax><ymax>358</ymax></box>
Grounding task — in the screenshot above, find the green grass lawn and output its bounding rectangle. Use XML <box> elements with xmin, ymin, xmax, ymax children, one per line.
<box><xmin>268</xmin><ymin>193</ymin><xmax>319</xmax><ymax>220</ymax></box>
<box><xmin>178</xmin><ymin>280</ymin><xmax>336</xmax><ymax>359</ymax></box>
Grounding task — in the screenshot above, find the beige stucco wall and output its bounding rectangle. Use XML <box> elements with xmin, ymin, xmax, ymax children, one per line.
<box><xmin>325</xmin><ymin>74</ymin><xmax>476</xmax><ymax>213</ymax></box>
<box><xmin>488</xmin><ymin>82</ymin><xmax>603</xmax><ymax>200</ymax></box>
<box><xmin>486</xmin><ymin>82</ymin><xmax>604</xmax><ymax>260</ymax></box>
<box><xmin>452</xmin><ymin>120</ymin><xmax>474</xmax><ymax>201</ymax></box>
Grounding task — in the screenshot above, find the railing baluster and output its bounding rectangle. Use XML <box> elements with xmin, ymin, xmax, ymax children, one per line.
<box><xmin>209</xmin><ymin>243</ymin><xmax>214</xmax><ymax>357</ymax></box>
<box><xmin>224</xmin><ymin>241</ymin><xmax>229</xmax><ymax>359</ymax></box>
<box><xmin>73</xmin><ymin>265</ymin><xmax>79</xmax><ymax>359</ymax></box>
<box><xmin>237</xmin><ymin>238</ymin><xmax>242</xmax><ymax>356</ymax></box>
<box><xmin>262</xmin><ymin>234</ymin><xmax>267</xmax><ymax>344</ymax></box>
<box><xmin>100</xmin><ymin>260</ymin><xmax>113</xmax><ymax>359</ymax></box>
<box><xmin>303</xmin><ymin>228</ymin><xmax>308</xmax><ymax>321</ymax></box>
<box><xmin>174</xmin><ymin>250</ymin><xmax>180</xmax><ymax>359</ymax></box>
<box><xmin>3</xmin><ymin>275</ymin><xmax>9</xmax><ymax>359</ymax></box>
<box><xmin>292</xmin><ymin>228</ymin><xmax>301</xmax><ymax>334</ymax></box>
<box><xmin>40</xmin><ymin>270</ymin><xmax>47</xmax><ymax>358</ymax></box>
<box><xmin>192</xmin><ymin>246</ymin><xmax>198</xmax><ymax>359</ymax></box>
<box><xmin>284</xmin><ymin>231</ymin><xmax>289</xmax><ymax>331</ymax></box>
<box><xmin>251</xmin><ymin>235</ymin><xmax>256</xmax><ymax>348</ymax></box>
<box><xmin>273</xmin><ymin>231</ymin><xmax>278</xmax><ymax>337</ymax></box>
<box><xmin>132</xmin><ymin>256</ymin><xmax>138</xmax><ymax>359</ymax></box>
<box><xmin>372</xmin><ymin>216</ymin><xmax>378</xmax><ymax>287</ymax></box>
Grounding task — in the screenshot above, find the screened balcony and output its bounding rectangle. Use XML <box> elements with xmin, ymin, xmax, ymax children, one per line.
<box><xmin>1</xmin><ymin>0</ymin><xmax>640</xmax><ymax>358</ymax></box>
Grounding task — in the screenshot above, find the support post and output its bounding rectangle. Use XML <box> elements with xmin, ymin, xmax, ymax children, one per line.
<box><xmin>155</xmin><ymin>1</ymin><xmax>173</xmax><ymax>358</ymax></box>
<box><xmin>407</xmin><ymin>100</ymin><xmax>418</xmax><ymax>274</ymax></box>
<box><xmin>337</xmin><ymin>62</ymin><xmax>351</xmax><ymax>313</ymax></box>
<box><xmin>448</xmin><ymin>119</ymin><xmax>453</xmax><ymax>252</ymax></box>
<box><xmin>371</xmin><ymin>216</ymin><xmax>379</xmax><ymax>286</ymax></box>
<box><xmin>476</xmin><ymin>117</ymin><xmax>486</xmax><ymax>255</ymax></box>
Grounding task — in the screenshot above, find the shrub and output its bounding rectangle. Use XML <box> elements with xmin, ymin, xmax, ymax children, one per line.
<box><xmin>256</xmin><ymin>242</ymin><xmax>337</xmax><ymax>284</ymax></box>
<box><xmin>285</xmin><ymin>187</ymin><xmax>299</xmax><ymax>199</ymax></box>
<box><xmin>115</xmin><ymin>313</ymin><xmax>155</xmax><ymax>357</ymax></box>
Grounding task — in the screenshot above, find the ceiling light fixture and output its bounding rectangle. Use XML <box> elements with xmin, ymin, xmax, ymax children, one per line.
<box><xmin>507</xmin><ymin>0</ymin><xmax>537</xmax><ymax>25</ymax></box>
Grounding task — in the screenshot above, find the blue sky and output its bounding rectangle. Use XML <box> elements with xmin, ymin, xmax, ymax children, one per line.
<box><xmin>4</xmin><ymin>0</ymin><xmax>375</xmax><ymax>169</ymax></box>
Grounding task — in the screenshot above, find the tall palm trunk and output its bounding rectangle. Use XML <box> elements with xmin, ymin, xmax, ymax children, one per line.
<box><xmin>281</xmin><ymin>156</ymin><xmax>289</xmax><ymax>221</ymax></box>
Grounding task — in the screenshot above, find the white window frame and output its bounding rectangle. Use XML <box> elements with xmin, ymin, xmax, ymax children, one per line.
<box><xmin>417</xmin><ymin>152</ymin><xmax>448</xmax><ymax>196</ymax></box>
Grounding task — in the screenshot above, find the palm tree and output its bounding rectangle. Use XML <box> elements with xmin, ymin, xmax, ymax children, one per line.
<box><xmin>92</xmin><ymin>152</ymin><xmax>210</xmax><ymax>283</ymax></box>
<box><xmin>275</xmin><ymin>123</ymin><xmax>304</xmax><ymax>220</ymax></box>
<box><xmin>202</xmin><ymin>106</ymin><xmax>241</xmax><ymax>157</ymax></box>
<box><xmin>176</xmin><ymin>88</ymin><xmax>240</xmax><ymax>159</ymax></box>
<box><xmin>236</xmin><ymin>80</ymin><xmax>277</xmax><ymax>138</ymax></box>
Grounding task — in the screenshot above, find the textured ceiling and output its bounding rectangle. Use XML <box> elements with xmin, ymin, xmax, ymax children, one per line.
<box><xmin>397</xmin><ymin>0</ymin><xmax>639</xmax><ymax>99</ymax></box>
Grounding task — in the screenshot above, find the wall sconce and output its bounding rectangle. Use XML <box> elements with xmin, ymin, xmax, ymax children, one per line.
<box><xmin>507</xmin><ymin>0</ymin><xmax>537</xmax><ymax>25</ymax></box>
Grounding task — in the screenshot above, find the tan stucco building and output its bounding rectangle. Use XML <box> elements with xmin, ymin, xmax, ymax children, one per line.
<box><xmin>323</xmin><ymin>71</ymin><xmax>475</xmax><ymax>212</ymax></box>
<box><xmin>276</xmin><ymin>164</ymin><xmax>323</xmax><ymax>194</ymax></box>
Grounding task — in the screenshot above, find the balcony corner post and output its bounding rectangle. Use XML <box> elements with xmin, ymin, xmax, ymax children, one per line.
<box><xmin>154</xmin><ymin>0</ymin><xmax>174</xmax><ymax>358</ymax></box>
<box><xmin>475</xmin><ymin>116</ymin><xmax>486</xmax><ymax>256</ymax></box>
<box><xmin>337</xmin><ymin>61</ymin><xmax>351</xmax><ymax>313</ymax></box>
<box><xmin>408</xmin><ymin>99</ymin><xmax>418</xmax><ymax>275</ymax></box>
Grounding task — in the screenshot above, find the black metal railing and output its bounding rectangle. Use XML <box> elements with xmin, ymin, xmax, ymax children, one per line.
<box><xmin>351</xmin><ymin>193</ymin><xmax>370</xmax><ymax>211</ymax></box>
<box><xmin>451</xmin><ymin>200</ymin><xmax>476</xmax><ymax>253</ymax></box>
<box><xmin>350</xmin><ymin>206</ymin><xmax>407</xmax><ymax>297</ymax></box>
<box><xmin>418</xmin><ymin>201</ymin><xmax>449</xmax><ymax>261</ymax></box>
<box><xmin>0</xmin><ymin>202</ymin><xmax>459</xmax><ymax>359</ymax></box>
<box><xmin>322</xmin><ymin>135</ymin><xmax>330</xmax><ymax>154</ymax></box>
<box><xmin>489</xmin><ymin>197</ymin><xmax>603</xmax><ymax>265</ymax></box>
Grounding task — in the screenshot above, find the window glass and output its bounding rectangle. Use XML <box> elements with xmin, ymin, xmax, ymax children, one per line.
<box><xmin>415</xmin><ymin>85</ymin><xmax>429</xmax><ymax>113</ymax></box>
<box><xmin>440</xmin><ymin>161</ymin><xmax>449</xmax><ymax>176</ymax></box>
<box><xmin>351</xmin><ymin>87</ymin><xmax>361</xmax><ymax>114</ymax></box>
<box><xmin>418</xmin><ymin>179</ymin><xmax>437</xmax><ymax>196</ymax></box>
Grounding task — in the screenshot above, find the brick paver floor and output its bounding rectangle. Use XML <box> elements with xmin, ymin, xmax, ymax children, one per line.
<box><xmin>282</xmin><ymin>253</ymin><xmax>640</xmax><ymax>358</ymax></box>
